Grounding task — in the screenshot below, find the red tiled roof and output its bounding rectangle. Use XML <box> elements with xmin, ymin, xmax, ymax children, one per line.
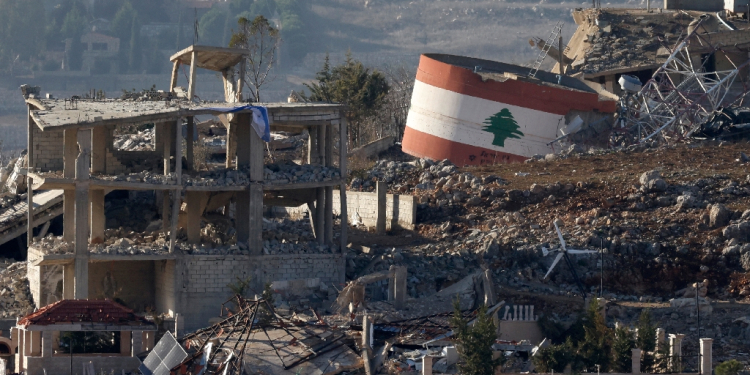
<box><xmin>18</xmin><ymin>299</ymin><xmax>150</xmax><ymax>327</ymax></box>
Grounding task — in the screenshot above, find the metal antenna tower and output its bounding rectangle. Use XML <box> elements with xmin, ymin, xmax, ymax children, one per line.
<box><xmin>529</xmin><ymin>22</ymin><xmax>563</xmax><ymax>78</ymax></box>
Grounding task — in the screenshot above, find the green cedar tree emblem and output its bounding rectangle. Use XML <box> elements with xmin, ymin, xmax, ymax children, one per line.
<box><xmin>481</xmin><ymin>108</ymin><xmax>524</xmax><ymax>147</ymax></box>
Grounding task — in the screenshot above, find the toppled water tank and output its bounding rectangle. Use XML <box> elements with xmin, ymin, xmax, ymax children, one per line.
<box><xmin>619</xmin><ymin>75</ymin><xmax>642</xmax><ymax>93</ymax></box>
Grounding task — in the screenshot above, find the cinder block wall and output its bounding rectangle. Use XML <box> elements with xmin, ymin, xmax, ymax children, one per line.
<box><xmin>182</xmin><ymin>254</ymin><xmax>345</xmax><ymax>330</ymax></box>
<box><xmin>31</xmin><ymin>127</ymin><xmax>64</xmax><ymax>171</ymax></box>
<box><xmin>271</xmin><ymin>191</ymin><xmax>417</xmax><ymax>230</ymax></box>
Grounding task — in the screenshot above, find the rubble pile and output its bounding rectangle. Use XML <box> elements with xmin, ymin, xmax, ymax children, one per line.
<box><xmin>113</xmin><ymin>127</ymin><xmax>155</xmax><ymax>151</ymax></box>
<box><xmin>0</xmin><ymin>261</ymin><xmax>34</xmax><ymax>318</ymax></box>
<box><xmin>264</xmin><ymin>163</ymin><xmax>341</xmax><ymax>185</ymax></box>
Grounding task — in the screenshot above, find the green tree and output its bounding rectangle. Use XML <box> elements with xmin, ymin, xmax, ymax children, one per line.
<box><xmin>303</xmin><ymin>52</ymin><xmax>390</xmax><ymax>147</ymax></box>
<box><xmin>575</xmin><ymin>299</ymin><xmax>612</xmax><ymax>372</ymax></box>
<box><xmin>482</xmin><ymin>109</ymin><xmax>524</xmax><ymax>147</ymax></box>
<box><xmin>611</xmin><ymin>324</ymin><xmax>635</xmax><ymax>372</ymax></box>
<box><xmin>636</xmin><ymin>309</ymin><xmax>657</xmax><ymax>372</ymax></box>
<box><xmin>715</xmin><ymin>360</ymin><xmax>744</xmax><ymax>375</ymax></box>
<box><xmin>229</xmin><ymin>15</ymin><xmax>280</xmax><ymax>102</ymax></box>
<box><xmin>450</xmin><ymin>299</ymin><xmax>503</xmax><ymax>375</ymax></box>
<box><xmin>532</xmin><ymin>338</ymin><xmax>574</xmax><ymax>372</ymax></box>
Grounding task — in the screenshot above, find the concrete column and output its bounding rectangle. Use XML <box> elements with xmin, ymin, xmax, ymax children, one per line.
<box><xmin>656</xmin><ymin>328</ymin><xmax>666</xmax><ymax>350</ymax></box>
<box><xmin>187</xmin><ymin>51</ymin><xmax>197</xmax><ymax>100</ymax></box>
<box><xmin>422</xmin><ymin>356</ymin><xmax>433</xmax><ymax>375</ymax></box>
<box><xmin>41</xmin><ymin>331</ymin><xmax>53</xmax><ymax>358</ymax></box>
<box><xmin>162</xmin><ymin>122</ymin><xmax>172</xmax><ymax>176</ymax></box>
<box><xmin>325</xmin><ymin>186</ymin><xmax>333</xmax><ymax>244</ymax></box>
<box><xmin>120</xmin><ymin>331</ymin><xmax>131</xmax><ymax>355</ymax></box>
<box><xmin>514</xmin><ymin>305</ymin><xmax>519</xmax><ymax>321</ymax></box>
<box><xmin>186</xmin><ymin>191</ymin><xmax>202</xmax><ymax>244</ymax></box>
<box><xmin>319</xmin><ymin>124</ymin><xmax>327</xmax><ymax>166</ymax></box>
<box><xmin>525</xmin><ymin>305</ymin><xmax>530</xmax><ymax>321</ymax></box>
<box><xmin>131</xmin><ymin>331</ymin><xmax>143</xmax><ymax>355</ymax></box>
<box><xmin>375</xmin><ymin>181</ymin><xmax>386</xmax><ymax>234</ymax></box>
<box><xmin>502</xmin><ymin>306</ymin><xmax>510</xmax><ymax>320</ymax></box>
<box><xmin>393</xmin><ymin>266</ymin><xmax>407</xmax><ymax>310</ymax></box>
<box><xmin>91</xmin><ymin>126</ymin><xmax>106</xmax><ymax>173</ymax></box>
<box><xmin>186</xmin><ymin>116</ymin><xmax>194</xmax><ymax>171</ymax></box>
<box><xmin>362</xmin><ymin>315</ymin><xmax>372</xmax><ymax>353</ymax></box>
<box><xmin>74</xmin><ymin>129</ymin><xmax>91</xmax><ymax>299</ymax></box>
<box><xmin>248</xmin><ymin>184</ymin><xmax>263</xmax><ymax>255</ymax></box>
<box><xmin>307</xmin><ymin>127</ymin><xmax>318</xmax><ymax>164</ymax></box>
<box><xmin>27</xmin><ymin>106</ymin><xmax>34</xmax><ymax>248</ymax></box>
<box><xmin>632</xmin><ymin>348</ymin><xmax>642</xmax><ymax>374</ymax></box>
<box><xmin>63</xmin><ymin>129</ymin><xmax>78</xmax><ymax>242</ymax></box>
<box><xmin>144</xmin><ymin>331</ymin><xmax>155</xmax><ymax>352</ymax></box>
<box><xmin>62</xmin><ymin>262</ymin><xmax>74</xmax><ymax>299</ymax></box>
<box><xmin>445</xmin><ymin>346</ymin><xmax>458</xmax><ymax>366</ymax></box>
<box><xmin>169</xmin><ymin>120</ymin><xmax>182</xmax><ymax>253</ymax></box>
<box><xmin>90</xmin><ymin>190</ymin><xmax>105</xmax><ymax>243</ymax></box>
<box><xmin>669</xmin><ymin>333</ymin><xmax>685</xmax><ymax>372</ymax></box>
<box><xmin>170</xmin><ymin>62</ymin><xmax>180</xmax><ymax>92</ymax></box>
<box><xmin>530</xmin><ymin>305</ymin><xmax>535</xmax><ymax>320</ymax></box>
<box><xmin>337</xmin><ymin>118</ymin><xmax>348</xmax><ymax>252</ymax></box>
<box><xmin>316</xmin><ymin>187</ymin><xmax>325</xmax><ymax>243</ymax></box>
<box><xmin>700</xmin><ymin>338</ymin><xmax>713</xmax><ymax>375</ymax></box>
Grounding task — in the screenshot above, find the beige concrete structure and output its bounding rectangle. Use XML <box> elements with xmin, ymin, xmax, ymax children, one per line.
<box><xmin>12</xmin><ymin>300</ymin><xmax>156</xmax><ymax>375</ymax></box>
<box><xmin>22</xmin><ymin>45</ymin><xmax>349</xmax><ymax>331</ymax></box>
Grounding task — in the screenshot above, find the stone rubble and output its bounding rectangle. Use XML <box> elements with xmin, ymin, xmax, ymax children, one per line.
<box><xmin>0</xmin><ymin>260</ymin><xmax>34</xmax><ymax>318</ymax></box>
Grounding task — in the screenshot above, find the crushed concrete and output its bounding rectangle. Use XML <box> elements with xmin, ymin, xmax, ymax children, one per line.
<box><xmin>0</xmin><ymin>261</ymin><xmax>34</xmax><ymax>318</ymax></box>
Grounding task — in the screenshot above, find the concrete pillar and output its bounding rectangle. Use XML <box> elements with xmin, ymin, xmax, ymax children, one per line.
<box><xmin>362</xmin><ymin>315</ymin><xmax>372</xmax><ymax>353</ymax></box>
<box><xmin>669</xmin><ymin>333</ymin><xmax>685</xmax><ymax>372</ymax></box>
<box><xmin>186</xmin><ymin>116</ymin><xmax>194</xmax><ymax>170</ymax></box>
<box><xmin>656</xmin><ymin>328</ymin><xmax>666</xmax><ymax>350</ymax></box>
<box><xmin>502</xmin><ymin>306</ymin><xmax>510</xmax><ymax>320</ymax></box>
<box><xmin>513</xmin><ymin>305</ymin><xmax>518</xmax><ymax>321</ymax></box>
<box><xmin>90</xmin><ymin>190</ymin><xmax>105</xmax><ymax>243</ymax></box>
<box><xmin>530</xmin><ymin>305</ymin><xmax>535</xmax><ymax>321</ymax></box>
<box><xmin>74</xmin><ymin>129</ymin><xmax>91</xmax><ymax>299</ymax></box>
<box><xmin>375</xmin><ymin>181</ymin><xmax>386</xmax><ymax>234</ymax></box>
<box><xmin>248</xmin><ymin>184</ymin><xmax>263</xmax><ymax>255</ymax></box>
<box><xmin>393</xmin><ymin>266</ymin><xmax>407</xmax><ymax>310</ymax></box>
<box><xmin>325</xmin><ymin>186</ymin><xmax>333</xmax><ymax>244</ymax></box>
<box><xmin>120</xmin><ymin>331</ymin><xmax>131</xmax><ymax>355</ymax></box>
<box><xmin>525</xmin><ymin>305</ymin><xmax>530</xmax><ymax>321</ymax></box>
<box><xmin>307</xmin><ymin>127</ymin><xmax>318</xmax><ymax>165</ymax></box>
<box><xmin>63</xmin><ymin>128</ymin><xmax>78</xmax><ymax>242</ymax></box>
<box><xmin>162</xmin><ymin>122</ymin><xmax>173</xmax><ymax>176</ymax></box>
<box><xmin>62</xmin><ymin>262</ymin><xmax>75</xmax><ymax>299</ymax></box>
<box><xmin>131</xmin><ymin>331</ymin><xmax>143</xmax><ymax>355</ymax></box>
<box><xmin>41</xmin><ymin>331</ymin><xmax>53</xmax><ymax>358</ymax></box>
<box><xmin>170</xmin><ymin>62</ymin><xmax>180</xmax><ymax>92</ymax></box>
<box><xmin>91</xmin><ymin>126</ymin><xmax>106</xmax><ymax>173</ymax></box>
<box><xmin>316</xmin><ymin>187</ymin><xmax>325</xmax><ymax>243</ymax></box>
<box><xmin>187</xmin><ymin>51</ymin><xmax>197</xmax><ymax>100</ymax></box>
<box><xmin>422</xmin><ymin>356</ymin><xmax>433</xmax><ymax>375</ymax></box>
<box><xmin>632</xmin><ymin>348</ymin><xmax>642</xmax><ymax>374</ymax></box>
<box><xmin>27</xmin><ymin>106</ymin><xmax>34</xmax><ymax>248</ymax></box>
<box><xmin>186</xmin><ymin>191</ymin><xmax>202</xmax><ymax>244</ymax></box>
<box><xmin>144</xmin><ymin>331</ymin><xmax>155</xmax><ymax>352</ymax></box>
<box><xmin>445</xmin><ymin>346</ymin><xmax>458</xmax><ymax>366</ymax></box>
<box><xmin>338</xmin><ymin>118</ymin><xmax>348</xmax><ymax>252</ymax></box>
<box><xmin>700</xmin><ymin>338</ymin><xmax>713</xmax><ymax>375</ymax></box>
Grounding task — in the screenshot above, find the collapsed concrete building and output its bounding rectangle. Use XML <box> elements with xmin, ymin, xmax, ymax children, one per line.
<box><xmin>20</xmin><ymin>45</ymin><xmax>349</xmax><ymax>331</ymax></box>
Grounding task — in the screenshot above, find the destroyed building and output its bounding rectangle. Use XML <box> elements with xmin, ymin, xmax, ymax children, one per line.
<box><xmin>20</xmin><ymin>45</ymin><xmax>349</xmax><ymax>331</ymax></box>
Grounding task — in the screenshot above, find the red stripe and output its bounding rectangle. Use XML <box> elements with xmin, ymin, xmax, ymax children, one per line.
<box><xmin>415</xmin><ymin>55</ymin><xmax>617</xmax><ymax>116</ymax></box>
<box><xmin>402</xmin><ymin>126</ymin><xmax>529</xmax><ymax>165</ymax></box>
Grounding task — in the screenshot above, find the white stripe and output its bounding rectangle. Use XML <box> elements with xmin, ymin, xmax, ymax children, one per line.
<box><xmin>405</xmin><ymin>80</ymin><xmax>565</xmax><ymax>158</ymax></box>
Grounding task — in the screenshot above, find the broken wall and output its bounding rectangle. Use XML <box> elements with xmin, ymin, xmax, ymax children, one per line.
<box><xmin>182</xmin><ymin>254</ymin><xmax>345</xmax><ymax>330</ymax></box>
<box><xmin>271</xmin><ymin>191</ymin><xmax>417</xmax><ymax>230</ymax></box>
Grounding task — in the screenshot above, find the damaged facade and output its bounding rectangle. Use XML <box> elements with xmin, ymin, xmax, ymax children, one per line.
<box><xmin>21</xmin><ymin>45</ymin><xmax>349</xmax><ymax>332</ymax></box>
